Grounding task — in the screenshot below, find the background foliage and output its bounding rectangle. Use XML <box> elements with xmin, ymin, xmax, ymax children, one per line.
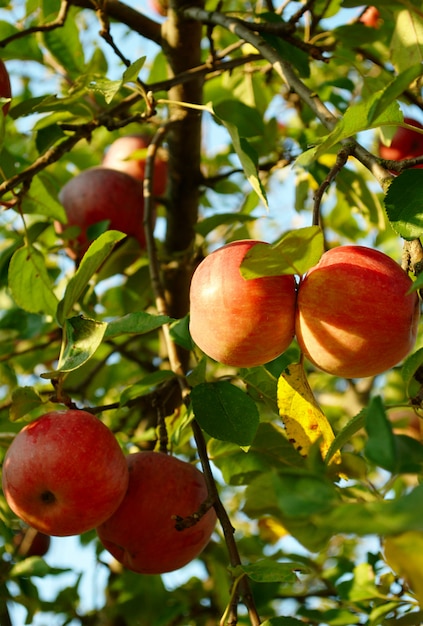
<box><xmin>1</xmin><ymin>1</ymin><xmax>423</xmax><ymax>625</ymax></box>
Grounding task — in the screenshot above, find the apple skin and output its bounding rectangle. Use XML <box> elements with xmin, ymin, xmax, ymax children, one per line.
<box><xmin>0</xmin><ymin>58</ymin><xmax>11</xmax><ymax>115</ymax></box>
<box><xmin>2</xmin><ymin>410</ymin><xmax>129</xmax><ymax>537</ymax></box>
<box><xmin>379</xmin><ymin>118</ymin><xmax>423</xmax><ymax>169</ymax></box>
<box><xmin>96</xmin><ymin>451</ymin><xmax>216</xmax><ymax>575</ymax></box>
<box><xmin>14</xmin><ymin>527</ymin><xmax>51</xmax><ymax>557</ymax></box>
<box><xmin>57</xmin><ymin>167</ymin><xmax>149</xmax><ymax>259</ymax></box>
<box><xmin>359</xmin><ymin>6</ymin><xmax>381</xmax><ymax>28</ymax></box>
<box><xmin>295</xmin><ymin>246</ymin><xmax>420</xmax><ymax>378</ymax></box>
<box><xmin>148</xmin><ymin>0</ymin><xmax>168</xmax><ymax>16</ymax></box>
<box><xmin>189</xmin><ymin>240</ymin><xmax>297</xmax><ymax>367</ymax></box>
<box><xmin>102</xmin><ymin>134</ymin><xmax>168</xmax><ymax>197</ymax></box>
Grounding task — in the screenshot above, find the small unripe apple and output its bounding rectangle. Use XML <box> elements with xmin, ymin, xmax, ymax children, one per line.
<box><xmin>96</xmin><ymin>451</ymin><xmax>217</xmax><ymax>575</ymax></box>
<box><xmin>379</xmin><ymin>117</ymin><xmax>423</xmax><ymax>168</ymax></box>
<box><xmin>2</xmin><ymin>410</ymin><xmax>129</xmax><ymax>537</ymax></box>
<box><xmin>57</xmin><ymin>167</ymin><xmax>149</xmax><ymax>259</ymax></box>
<box><xmin>102</xmin><ymin>134</ymin><xmax>168</xmax><ymax>197</ymax></box>
<box><xmin>0</xmin><ymin>58</ymin><xmax>11</xmax><ymax>115</ymax></box>
<box><xmin>13</xmin><ymin>527</ymin><xmax>51</xmax><ymax>557</ymax></box>
<box><xmin>295</xmin><ymin>246</ymin><xmax>420</xmax><ymax>378</ymax></box>
<box><xmin>189</xmin><ymin>240</ymin><xmax>297</xmax><ymax>367</ymax></box>
<box><xmin>359</xmin><ymin>6</ymin><xmax>381</xmax><ymax>28</ymax></box>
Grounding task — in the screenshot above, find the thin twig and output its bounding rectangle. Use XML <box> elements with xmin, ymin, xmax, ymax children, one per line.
<box><xmin>0</xmin><ymin>0</ymin><xmax>70</xmax><ymax>48</ymax></box>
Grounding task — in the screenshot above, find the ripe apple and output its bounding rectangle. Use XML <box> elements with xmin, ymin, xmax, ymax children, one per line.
<box><xmin>148</xmin><ymin>0</ymin><xmax>168</xmax><ymax>16</ymax></box>
<box><xmin>57</xmin><ymin>167</ymin><xmax>150</xmax><ymax>259</ymax></box>
<box><xmin>0</xmin><ymin>58</ymin><xmax>11</xmax><ymax>115</ymax></box>
<box><xmin>359</xmin><ymin>6</ymin><xmax>381</xmax><ymax>28</ymax></box>
<box><xmin>102</xmin><ymin>134</ymin><xmax>168</xmax><ymax>197</ymax></box>
<box><xmin>13</xmin><ymin>527</ymin><xmax>51</xmax><ymax>557</ymax></box>
<box><xmin>96</xmin><ymin>451</ymin><xmax>217</xmax><ymax>575</ymax></box>
<box><xmin>295</xmin><ymin>246</ymin><xmax>420</xmax><ymax>378</ymax></box>
<box><xmin>2</xmin><ymin>410</ymin><xmax>129</xmax><ymax>537</ymax></box>
<box><xmin>189</xmin><ymin>240</ymin><xmax>297</xmax><ymax>367</ymax></box>
<box><xmin>379</xmin><ymin>117</ymin><xmax>423</xmax><ymax>168</ymax></box>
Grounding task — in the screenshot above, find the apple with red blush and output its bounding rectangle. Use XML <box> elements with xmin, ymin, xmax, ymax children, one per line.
<box><xmin>295</xmin><ymin>245</ymin><xmax>420</xmax><ymax>378</ymax></box>
<box><xmin>189</xmin><ymin>239</ymin><xmax>297</xmax><ymax>368</ymax></box>
<box><xmin>359</xmin><ymin>6</ymin><xmax>381</xmax><ymax>28</ymax></box>
<box><xmin>102</xmin><ymin>134</ymin><xmax>168</xmax><ymax>197</ymax></box>
<box><xmin>2</xmin><ymin>410</ymin><xmax>129</xmax><ymax>537</ymax></box>
<box><xmin>57</xmin><ymin>167</ymin><xmax>149</xmax><ymax>260</ymax></box>
<box><xmin>96</xmin><ymin>451</ymin><xmax>216</xmax><ymax>574</ymax></box>
<box><xmin>379</xmin><ymin>118</ymin><xmax>423</xmax><ymax>169</ymax></box>
<box><xmin>13</xmin><ymin>527</ymin><xmax>51</xmax><ymax>558</ymax></box>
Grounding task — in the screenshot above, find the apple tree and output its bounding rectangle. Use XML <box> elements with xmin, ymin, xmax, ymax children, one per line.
<box><xmin>1</xmin><ymin>1</ymin><xmax>423</xmax><ymax>625</ymax></box>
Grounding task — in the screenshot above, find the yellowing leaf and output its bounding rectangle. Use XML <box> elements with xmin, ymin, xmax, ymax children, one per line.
<box><xmin>258</xmin><ymin>517</ymin><xmax>289</xmax><ymax>544</ymax></box>
<box><xmin>384</xmin><ymin>531</ymin><xmax>423</xmax><ymax>606</ymax></box>
<box><xmin>277</xmin><ymin>363</ymin><xmax>341</xmax><ymax>465</ymax></box>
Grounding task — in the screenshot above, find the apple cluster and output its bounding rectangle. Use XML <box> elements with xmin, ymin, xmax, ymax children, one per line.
<box><xmin>189</xmin><ymin>242</ymin><xmax>420</xmax><ymax>379</ymax></box>
<box><xmin>57</xmin><ymin>134</ymin><xmax>168</xmax><ymax>260</ymax></box>
<box><xmin>2</xmin><ymin>410</ymin><xmax>216</xmax><ymax>574</ymax></box>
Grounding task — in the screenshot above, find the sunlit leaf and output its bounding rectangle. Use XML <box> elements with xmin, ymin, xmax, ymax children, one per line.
<box><xmin>240</xmin><ymin>226</ymin><xmax>324</xmax><ymax>278</ymax></box>
<box><xmin>56</xmin><ymin>230</ymin><xmax>126</xmax><ymax>325</ymax></box>
<box><xmin>10</xmin><ymin>386</ymin><xmax>44</xmax><ymax>422</ymax></box>
<box><xmin>105</xmin><ymin>312</ymin><xmax>172</xmax><ymax>338</ymax></box>
<box><xmin>384</xmin><ymin>531</ymin><xmax>423</xmax><ymax>606</ymax></box>
<box><xmin>41</xmin><ymin>316</ymin><xmax>107</xmax><ymax>378</ymax></box>
<box><xmin>277</xmin><ymin>362</ymin><xmax>340</xmax><ymax>465</ymax></box>
<box><xmin>384</xmin><ymin>170</ymin><xmax>423</xmax><ymax>240</ymax></box>
<box><xmin>8</xmin><ymin>245</ymin><xmax>59</xmax><ymax>317</ymax></box>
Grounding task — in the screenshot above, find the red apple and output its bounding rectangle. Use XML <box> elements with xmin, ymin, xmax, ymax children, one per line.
<box><xmin>2</xmin><ymin>410</ymin><xmax>129</xmax><ymax>537</ymax></box>
<box><xmin>148</xmin><ymin>0</ymin><xmax>168</xmax><ymax>17</ymax></box>
<box><xmin>359</xmin><ymin>6</ymin><xmax>381</xmax><ymax>28</ymax></box>
<box><xmin>295</xmin><ymin>246</ymin><xmax>420</xmax><ymax>378</ymax></box>
<box><xmin>379</xmin><ymin>118</ymin><xmax>423</xmax><ymax>168</ymax></box>
<box><xmin>96</xmin><ymin>451</ymin><xmax>217</xmax><ymax>575</ymax></box>
<box><xmin>0</xmin><ymin>58</ymin><xmax>11</xmax><ymax>115</ymax></box>
<box><xmin>14</xmin><ymin>527</ymin><xmax>51</xmax><ymax>557</ymax></box>
<box><xmin>102</xmin><ymin>134</ymin><xmax>168</xmax><ymax>197</ymax></box>
<box><xmin>57</xmin><ymin>167</ymin><xmax>150</xmax><ymax>260</ymax></box>
<box><xmin>189</xmin><ymin>240</ymin><xmax>297</xmax><ymax>367</ymax></box>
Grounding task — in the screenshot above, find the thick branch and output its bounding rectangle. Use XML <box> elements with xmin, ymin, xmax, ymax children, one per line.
<box><xmin>160</xmin><ymin>1</ymin><xmax>204</xmax><ymax>322</ymax></box>
<box><xmin>182</xmin><ymin>6</ymin><xmax>392</xmax><ymax>189</ymax></box>
<box><xmin>70</xmin><ymin>0</ymin><xmax>162</xmax><ymax>45</ymax></box>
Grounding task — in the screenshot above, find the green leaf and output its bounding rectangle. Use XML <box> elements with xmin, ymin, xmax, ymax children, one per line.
<box><xmin>310</xmin><ymin>96</ymin><xmax>402</xmax><ymax>162</ymax></box>
<box><xmin>364</xmin><ymin>396</ymin><xmax>397</xmax><ymax>472</ymax></box>
<box><xmin>104</xmin><ymin>312</ymin><xmax>172</xmax><ymax>339</ymax></box>
<box><xmin>240</xmin><ymin>226</ymin><xmax>324</xmax><ymax>278</ymax></box>
<box><xmin>41</xmin><ymin>316</ymin><xmax>107</xmax><ymax>378</ymax></box>
<box><xmin>211</xmin><ymin>104</ymin><xmax>268</xmax><ymax>208</ymax></box>
<box><xmin>213</xmin><ymin>100</ymin><xmax>264</xmax><ymax>138</ymax></box>
<box><xmin>122</xmin><ymin>56</ymin><xmax>147</xmax><ymax>84</ymax></box>
<box><xmin>194</xmin><ymin>213</ymin><xmax>257</xmax><ymax>238</ymax></box>
<box><xmin>42</xmin><ymin>6</ymin><xmax>86</xmax><ymax>78</ymax></box>
<box><xmin>384</xmin><ymin>170</ymin><xmax>423</xmax><ymax>240</ymax></box>
<box><xmin>368</xmin><ymin>64</ymin><xmax>423</xmax><ymax>124</ymax></box>
<box><xmin>23</xmin><ymin>174</ymin><xmax>67</xmax><ymax>221</ymax></box>
<box><xmin>10</xmin><ymin>387</ymin><xmax>44</xmax><ymax>422</ymax></box>
<box><xmin>9</xmin><ymin>556</ymin><xmax>70</xmax><ymax>578</ymax></box>
<box><xmin>402</xmin><ymin>347</ymin><xmax>423</xmax><ymax>399</ymax></box>
<box><xmin>234</xmin><ymin>559</ymin><xmax>306</xmax><ymax>583</ymax></box>
<box><xmin>56</xmin><ymin>230</ymin><xmax>126</xmax><ymax>325</ymax></box>
<box><xmin>391</xmin><ymin>9</ymin><xmax>423</xmax><ymax>73</ymax></box>
<box><xmin>120</xmin><ymin>370</ymin><xmax>176</xmax><ymax>406</ymax></box>
<box><xmin>87</xmin><ymin>77</ymin><xmax>124</xmax><ymax>105</ymax></box>
<box><xmin>8</xmin><ymin>245</ymin><xmax>59</xmax><ymax>317</ymax></box>
<box><xmin>191</xmin><ymin>381</ymin><xmax>260</xmax><ymax>446</ymax></box>
<box><xmin>261</xmin><ymin>617</ymin><xmax>304</xmax><ymax>626</ymax></box>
